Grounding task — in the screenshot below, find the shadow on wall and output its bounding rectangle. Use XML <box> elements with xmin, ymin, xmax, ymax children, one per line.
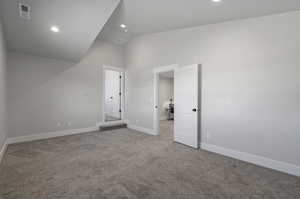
<box><xmin>7</xmin><ymin>40</ymin><xmax>124</xmax><ymax>138</ymax></box>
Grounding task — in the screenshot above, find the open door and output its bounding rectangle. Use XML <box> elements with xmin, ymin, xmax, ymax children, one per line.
<box><xmin>174</xmin><ymin>64</ymin><xmax>200</xmax><ymax>148</ymax></box>
<box><xmin>101</xmin><ymin>65</ymin><xmax>125</xmax><ymax>126</ymax></box>
<box><xmin>104</xmin><ymin>70</ymin><xmax>121</xmax><ymax>121</ymax></box>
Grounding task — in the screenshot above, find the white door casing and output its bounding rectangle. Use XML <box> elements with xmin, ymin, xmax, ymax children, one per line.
<box><xmin>153</xmin><ymin>64</ymin><xmax>178</xmax><ymax>135</ymax></box>
<box><xmin>101</xmin><ymin>65</ymin><xmax>125</xmax><ymax>126</ymax></box>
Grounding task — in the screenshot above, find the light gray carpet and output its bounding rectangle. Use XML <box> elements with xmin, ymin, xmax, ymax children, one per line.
<box><xmin>0</xmin><ymin>121</ymin><xmax>299</xmax><ymax>199</ymax></box>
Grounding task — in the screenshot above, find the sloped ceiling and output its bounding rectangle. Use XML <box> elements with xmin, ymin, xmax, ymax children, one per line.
<box><xmin>99</xmin><ymin>0</ymin><xmax>300</xmax><ymax>45</ymax></box>
<box><xmin>0</xmin><ymin>0</ymin><xmax>120</xmax><ymax>62</ymax></box>
<box><xmin>98</xmin><ymin>4</ymin><xmax>131</xmax><ymax>45</ymax></box>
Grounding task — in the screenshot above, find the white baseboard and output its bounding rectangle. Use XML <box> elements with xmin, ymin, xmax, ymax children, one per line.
<box><xmin>201</xmin><ymin>143</ymin><xmax>300</xmax><ymax>177</ymax></box>
<box><xmin>127</xmin><ymin>124</ymin><xmax>156</xmax><ymax>135</ymax></box>
<box><xmin>4</xmin><ymin>126</ymin><xmax>299</xmax><ymax>177</ymax></box>
<box><xmin>7</xmin><ymin>126</ymin><xmax>98</xmax><ymax>145</ymax></box>
<box><xmin>0</xmin><ymin>140</ymin><xmax>8</xmax><ymax>164</ymax></box>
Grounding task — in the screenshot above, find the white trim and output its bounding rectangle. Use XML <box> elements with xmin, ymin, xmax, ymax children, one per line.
<box><xmin>201</xmin><ymin>143</ymin><xmax>300</xmax><ymax>177</ymax></box>
<box><xmin>0</xmin><ymin>140</ymin><xmax>8</xmax><ymax>164</ymax></box>
<box><xmin>97</xmin><ymin>120</ymin><xmax>127</xmax><ymax>127</ymax></box>
<box><xmin>154</xmin><ymin>64</ymin><xmax>178</xmax><ymax>73</ymax></box>
<box><xmin>102</xmin><ymin>65</ymin><xmax>124</xmax><ymax>72</ymax></box>
<box><xmin>153</xmin><ymin>64</ymin><xmax>178</xmax><ymax>135</ymax></box>
<box><xmin>6</xmin><ymin>127</ymin><xmax>98</xmax><ymax>145</ymax></box>
<box><xmin>101</xmin><ymin>65</ymin><xmax>125</xmax><ymax>126</ymax></box>
<box><xmin>127</xmin><ymin>124</ymin><xmax>156</xmax><ymax>136</ymax></box>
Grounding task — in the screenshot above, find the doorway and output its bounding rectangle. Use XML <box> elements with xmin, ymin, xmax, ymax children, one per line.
<box><xmin>154</xmin><ymin>64</ymin><xmax>201</xmax><ymax>149</ymax></box>
<box><xmin>102</xmin><ymin>66</ymin><xmax>125</xmax><ymax>125</ymax></box>
<box><xmin>158</xmin><ymin>71</ymin><xmax>174</xmax><ymax>139</ymax></box>
<box><xmin>153</xmin><ymin>65</ymin><xmax>177</xmax><ymax>138</ymax></box>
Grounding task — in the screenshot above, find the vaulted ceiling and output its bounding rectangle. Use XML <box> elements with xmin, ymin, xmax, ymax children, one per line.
<box><xmin>1</xmin><ymin>0</ymin><xmax>300</xmax><ymax>60</ymax></box>
<box><xmin>0</xmin><ymin>0</ymin><xmax>120</xmax><ymax>62</ymax></box>
<box><xmin>100</xmin><ymin>0</ymin><xmax>300</xmax><ymax>45</ymax></box>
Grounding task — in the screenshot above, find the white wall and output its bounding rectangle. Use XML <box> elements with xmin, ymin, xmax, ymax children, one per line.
<box><xmin>7</xmin><ymin>40</ymin><xmax>124</xmax><ymax>138</ymax></box>
<box><xmin>0</xmin><ymin>18</ymin><xmax>7</xmax><ymax>149</ymax></box>
<box><xmin>159</xmin><ymin>76</ymin><xmax>173</xmax><ymax>120</ymax></box>
<box><xmin>125</xmin><ymin>11</ymin><xmax>300</xmax><ymax>166</ymax></box>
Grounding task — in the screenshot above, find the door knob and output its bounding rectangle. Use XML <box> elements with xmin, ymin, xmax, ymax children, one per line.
<box><xmin>192</xmin><ymin>108</ymin><xmax>197</xmax><ymax>112</ymax></box>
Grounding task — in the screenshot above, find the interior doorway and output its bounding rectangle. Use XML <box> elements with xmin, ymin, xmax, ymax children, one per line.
<box><xmin>102</xmin><ymin>66</ymin><xmax>125</xmax><ymax>126</ymax></box>
<box><xmin>158</xmin><ymin>71</ymin><xmax>174</xmax><ymax>139</ymax></box>
<box><xmin>153</xmin><ymin>65</ymin><xmax>177</xmax><ymax>137</ymax></box>
<box><xmin>154</xmin><ymin>64</ymin><xmax>201</xmax><ymax>149</ymax></box>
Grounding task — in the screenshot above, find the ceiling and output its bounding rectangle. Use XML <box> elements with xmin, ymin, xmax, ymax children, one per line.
<box><xmin>98</xmin><ymin>4</ymin><xmax>131</xmax><ymax>45</ymax></box>
<box><xmin>100</xmin><ymin>0</ymin><xmax>300</xmax><ymax>45</ymax></box>
<box><xmin>1</xmin><ymin>0</ymin><xmax>300</xmax><ymax>60</ymax></box>
<box><xmin>0</xmin><ymin>0</ymin><xmax>120</xmax><ymax>62</ymax></box>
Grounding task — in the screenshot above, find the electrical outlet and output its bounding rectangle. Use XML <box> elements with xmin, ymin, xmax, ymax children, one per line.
<box><xmin>57</xmin><ymin>122</ymin><xmax>61</xmax><ymax>127</ymax></box>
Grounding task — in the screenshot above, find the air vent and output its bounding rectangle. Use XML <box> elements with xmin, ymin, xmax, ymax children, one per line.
<box><xmin>19</xmin><ymin>3</ymin><xmax>31</xmax><ymax>20</ymax></box>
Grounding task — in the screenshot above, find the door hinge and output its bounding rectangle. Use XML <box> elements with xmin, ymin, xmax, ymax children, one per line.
<box><xmin>119</xmin><ymin>75</ymin><xmax>122</xmax><ymax>79</ymax></box>
<box><xmin>119</xmin><ymin>92</ymin><xmax>121</xmax><ymax>96</ymax></box>
<box><xmin>119</xmin><ymin>109</ymin><xmax>122</xmax><ymax>113</ymax></box>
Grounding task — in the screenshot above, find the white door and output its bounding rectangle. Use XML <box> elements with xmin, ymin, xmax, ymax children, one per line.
<box><xmin>174</xmin><ymin>64</ymin><xmax>199</xmax><ymax>148</ymax></box>
<box><xmin>105</xmin><ymin>70</ymin><xmax>121</xmax><ymax>119</ymax></box>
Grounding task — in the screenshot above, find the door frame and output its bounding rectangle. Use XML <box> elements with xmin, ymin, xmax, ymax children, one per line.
<box><xmin>153</xmin><ymin>64</ymin><xmax>178</xmax><ymax>135</ymax></box>
<box><xmin>100</xmin><ymin>65</ymin><xmax>125</xmax><ymax>126</ymax></box>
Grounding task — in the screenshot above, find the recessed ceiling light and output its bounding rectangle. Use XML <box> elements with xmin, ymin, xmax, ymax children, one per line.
<box><xmin>212</xmin><ymin>0</ymin><xmax>222</xmax><ymax>2</ymax></box>
<box><xmin>50</xmin><ymin>26</ymin><xmax>60</xmax><ymax>33</ymax></box>
<box><xmin>120</xmin><ymin>24</ymin><xmax>126</xmax><ymax>28</ymax></box>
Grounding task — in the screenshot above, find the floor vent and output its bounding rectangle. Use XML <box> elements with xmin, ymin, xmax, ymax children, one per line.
<box><xmin>19</xmin><ymin>3</ymin><xmax>31</xmax><ymax>20</ymax></box>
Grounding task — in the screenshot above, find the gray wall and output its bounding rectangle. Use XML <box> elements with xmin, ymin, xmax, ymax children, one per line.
<box><xmin>7</xmin><ymin>40</ymin><xmax>124</xmax><ymax>138</ymax></box>
<box><xmin>0</xmin><ymin>18</ymin><xmax>7</xmax><ymax>149</ymax></box>
<box><xmin>159</xmin><ymin>76</ymin><xmax>173</xmax><ymax>120</ymax></box>
<box><xmin>125</xmin><ymin>11</ymin><xmax>300</xmax><ymax>166</ymax></box>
